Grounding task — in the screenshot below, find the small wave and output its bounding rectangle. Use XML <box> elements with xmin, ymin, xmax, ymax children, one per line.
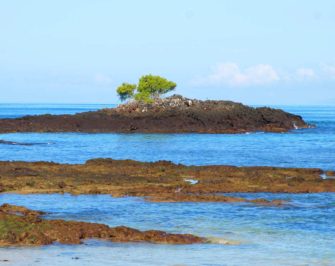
<box><xmin>241</xmin><ymin>131</ymin><xmax>264</xmax><ymax>135</ymax></box>
<box><xmin>206</xmin><ymin>237</ymin><xmax>241</xmax><ymax>245</ymax></box>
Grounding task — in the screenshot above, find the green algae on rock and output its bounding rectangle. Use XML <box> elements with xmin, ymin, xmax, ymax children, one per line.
<box><xmin>0</xmin><ymin>159</ymin><xmax>333</xmax><ymax>203</ymax></box>
<box><xmin>0</xmin><ymin>204</ymin><xmax>206</xmax><ymax>246</ymax></box>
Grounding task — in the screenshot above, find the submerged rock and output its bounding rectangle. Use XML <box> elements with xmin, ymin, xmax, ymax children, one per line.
<box><xmin>0</xmin><ymin>140</ymin><xmax>33</xmax><ymax>146</ymax></box>
<box><xmin>0</xmin><ymin>95</ymin><xmax>309</xmax><ymax>133</ymax></box>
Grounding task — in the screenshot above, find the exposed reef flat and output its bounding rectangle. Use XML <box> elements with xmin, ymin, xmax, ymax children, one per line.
<box><xmin>0</xmin><ymin>204</ymin><xmax>206</xmax><ymax>246</ymax></box>
<box><xmin>0</xmin><ymin>95</ymin><xmax>309</xmax><ymax>133</ymax></box>
<box><xmin>0</xmin><ymin>159</ymin><xmax>333</xmax><ymax>204</ymax></box>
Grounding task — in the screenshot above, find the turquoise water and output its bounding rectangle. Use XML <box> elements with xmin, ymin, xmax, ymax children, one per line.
<box><xmin>0</xmin><ymin>104</ymin><xmax>334</xmax><ymax>265</ymax></box>
<box><xmin>0</xmin><ymin>193</ymin><xmax>334</xmax><ymax>266</ymax></box>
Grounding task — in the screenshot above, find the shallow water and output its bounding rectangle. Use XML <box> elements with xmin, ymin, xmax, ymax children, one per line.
<box><xmin>0</xmin><ymin>104</ymin><xmax>334</xmax><ymax>170</ymax></box>
<box><xmin>0</xmin><ymin>193</ymin><xmax>334</xmax><ymax>266</ymax></box>
<box><xmin>0</xmin><ymin>104</ymin><xmax>334</xmax><ymax>265</ymax></box>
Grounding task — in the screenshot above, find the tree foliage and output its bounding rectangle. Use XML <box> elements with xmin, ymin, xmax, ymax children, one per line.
<box><xmin>116</xmin><ymin>83</ymin><xmax>136</xmax><ymax>102</ymax></box>
<box><xmin>134</xmin><ymin>90</ymin><xmax>154</xmax><ymax>103</ymax></box>
<box><xmin>116</xmin><ymin>75</ymin><xmax>176</xmax><ymax>103</ymax></box>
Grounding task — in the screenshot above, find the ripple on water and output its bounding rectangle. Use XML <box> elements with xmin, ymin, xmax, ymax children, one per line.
<box><xmin>0</xmin><ymin>193</ymin><xmax>334</xmax><ymax>266</ymax></box>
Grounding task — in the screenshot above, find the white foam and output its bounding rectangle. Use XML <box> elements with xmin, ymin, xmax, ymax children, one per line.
<box><xmin>207</xmin><ymin>237</ymin><xmax>241</xmax><ymax>245</ymax></box>
<box><xmin>293</xmin><ymin>122</ymin><xmax>299</xmax><ymax>129</ymax></box>
<box><xmin>184</xmin><ymin>179</ymin><xmax>199</xmax><ymax>185</ymax></box>
<box><xmin>320</xmin><ymin>173</ymin><xmax>335</xmax><ymax>180</ymax></box>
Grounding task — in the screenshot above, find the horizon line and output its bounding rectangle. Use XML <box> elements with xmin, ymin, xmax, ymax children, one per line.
<box><xmin>0</xmin><ymin>102</ymin><xmax>334</xmax><ymax>107</ymax></box>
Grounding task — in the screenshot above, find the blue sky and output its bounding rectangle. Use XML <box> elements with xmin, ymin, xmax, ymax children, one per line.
<box><xmin>1</xmin><ymin>0</ymin><xmax>335</xmax><ymax>104</ymax></box>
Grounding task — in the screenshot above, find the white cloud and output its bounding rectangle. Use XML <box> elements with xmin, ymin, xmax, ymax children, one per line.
<box><xmin>296</xmin><ymin>68</ymin><xmax>317</xmax><ymax>80</ymax></box>
<box><xmin>198</xmin><ymin>62</ymin><xmax>280</xmax><ymax>87</ymax></box>
<box><xmin>321</xmin><ymin>64</ymin><xmax>335</xmax><ymax>78</ymax></box>
<box><xmin>192</xmin><ymin>63</ymin><xmax>335</xmax><ymax>87</ymax></box>
<box><xmin>94</xmin><ymin>73</ymin><xmax>113</xmax><ymax>85</ymax></box>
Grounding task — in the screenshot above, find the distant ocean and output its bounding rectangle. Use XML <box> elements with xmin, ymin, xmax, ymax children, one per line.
<box><xmin>0</xmin><ymin>104</ymin><xmax>334</xmax><ymax>266</ymax></box>
<box><xmin>0</xmin><ymin>104</ymin><xmax>334</xmax><ymax>170</ymax></box>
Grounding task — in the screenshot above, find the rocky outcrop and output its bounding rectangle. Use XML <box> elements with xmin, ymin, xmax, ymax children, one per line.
<box><xmin>0</xmin><ymin>204</ymin><xmax>206</xmax><ymax>246</ymax></box>
<box><xmin>0</xmin><ymin>95</ymin><xmax>309</xmax><ymax>133</ymax></box>
<box><xmin>0</xmin><ymin>159</ymin><xmax>333</xmax><ymax>202</ymax></box>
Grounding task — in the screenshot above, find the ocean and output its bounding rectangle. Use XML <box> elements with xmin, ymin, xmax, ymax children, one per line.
<box><xmin>0</xmin><ymin>104</ymin><xmax>334</xmax><ymax>266</ymax></box>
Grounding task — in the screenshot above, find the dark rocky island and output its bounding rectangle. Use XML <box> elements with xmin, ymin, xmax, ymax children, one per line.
<box><xmin>0</xmin><ymin>95</ymin><xmax>309</xmax><ymax>133</ymax></box>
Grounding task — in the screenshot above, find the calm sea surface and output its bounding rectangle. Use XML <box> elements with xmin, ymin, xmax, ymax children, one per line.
<box><xmin>0</xmin><ymin>104</ymin><xmax>334</xmax><ymax>170</ymax></box>
<box><xmin>0</xmin><ymin>104</ymin><xmax>334</xmax><ymax>266</ymax></box>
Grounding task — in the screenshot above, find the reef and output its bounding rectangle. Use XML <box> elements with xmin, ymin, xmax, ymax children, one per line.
<box><xmin>0</xmin><ymin>159</ymin><xmax>333</xmax><ymax>203</ymax></box>
<box><xmin>0</xmin><ymin>204</ymin><xmax>205</xmax><ymax>246</ymax></box>
<box><xmin>0</xmin><ymin>95</ymin><xmax>309</xmax><ymax>133</ymax></box>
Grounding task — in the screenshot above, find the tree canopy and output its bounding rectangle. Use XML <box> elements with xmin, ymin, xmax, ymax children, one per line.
<box><xmin>116</xmin><ymin>83</ymin><xmax>136</xmax><ymax>102</ymax></box>
<box><xmin>116</xmin><ymin>75</ymin><xmax>176</xmax><ymax>103</ymax></box>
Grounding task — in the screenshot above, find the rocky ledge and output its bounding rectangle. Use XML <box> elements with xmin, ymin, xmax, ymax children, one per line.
<box><xmin>0</xmin><ymin>159</ymin><xmax>333</xmax><ymax>204</ymax></box>
<box><xmin>0</xmin><ymin>95</ymin><xmax>309</xmax><ymax>133</ymax></box>
<box><xmin>0</xmin><ymin>204</ymin><xmax>206</xmax><ymax>246</ymax></box>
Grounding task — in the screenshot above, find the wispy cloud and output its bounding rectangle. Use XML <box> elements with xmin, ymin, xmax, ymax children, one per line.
<box><xmin>194</xmin><ymin>63</ymin><xmax>280</xmax><ymax>87</ymax></box>
<box><xmin>192</xmin><ymin>62</ymin><xmax>335</xmax><ymax>87</ymax></box>
<box><xmin>94</xmin><ymin>73</ymin><xmax>113</xmax><ymax>86</ymax></box>
<box><xmin>296</xmin><ymin>68</ymin><xmax>317</xmax><ymax>80</ymax></box>
<box><xmin>321</xmin><ymin>64</ymin><xmax>335</xmax><ymax>78</ymax></box>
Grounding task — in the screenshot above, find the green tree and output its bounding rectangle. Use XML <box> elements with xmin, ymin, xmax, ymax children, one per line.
<box><xmin>116</xmin><ymin>75</ymin><xmax>176</xmax><ymax>103</ymax></box>
<box><xmin>116</xmin><ymin>83</ymin><xmax>136</xmax><ymax>101</ymax></box>
<box><xmin>134</xmin><ymin>90</ymin><xmax>154</xmax><ymax>103</ymax></box>
<box><xmin>137</xmin><ymin>75</ymin><xmax>176</xmax><ymax>99</ymax></box>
